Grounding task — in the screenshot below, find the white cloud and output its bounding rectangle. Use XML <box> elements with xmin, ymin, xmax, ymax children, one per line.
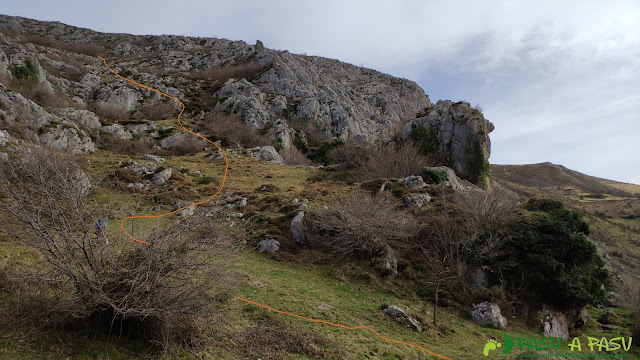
<box><xmin>1</xmin><ymin>0</ymin><xmax>639</xmax><ymax>182</ymax></box>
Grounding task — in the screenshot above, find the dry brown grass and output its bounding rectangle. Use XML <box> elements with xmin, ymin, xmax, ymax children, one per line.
<box><xmin>94</xmin><ymin>102</ymin><xmax>130</xmax><ymax>121</ymax></box>
<box><xmin>281</xmin><ymin>146</ymin><xmax>313</xmax><ymax>167</ymax></box>
<box><xmin>134</xmin><ymin>101</ymin><xmax>175</xmax><ymax>120</ymax></box>
<box><xmin>204</xmin><ymin>112</ymin><xmax>271</xmax><ymax>148</ymax></box>
<box><xmin>39</xmin><ymin>55</ymin><xmax>89</xmax><ymax>83</ymax></box>
<box><xmin>187</xmin><ymin>63</ymin><xmax>265</xmax><ymax>83</ymax></box>
<box><xmin>22</xmin><ymin>34</ymin><xmax>104</xmax><ymax>57</ymax></box>
<box><xmin>170</xmin><ymin>135</ymin><xmax>205</xmax><ymax>155</ymax></box>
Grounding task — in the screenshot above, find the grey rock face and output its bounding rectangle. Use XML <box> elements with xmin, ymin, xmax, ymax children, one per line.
<box><xmin>381</xmin><ymin>305</ymin><xmax>422</xmax><ymax>332</ymax></box>
<box><xmin>402</xmin><ymin>101</ymin><xmax>494</xmax><ymax>184</ymax></box>
<box><xmin>291</xmin><ymin>211</ymin><xmax>305</xmax><ymax>244</ymax></box>
<box><xmin>543</xmin><ymin>314</ymin><xmax>569</xmax><ymax>339</ymax></box>
<box><xmin>55</xmin><ymin>108</ymin><xmax>102</xmax><ymax>130</ymax></box>
<box><xmin>257</xmin><ymin>238</ymin><xmax>280</xmax><ymax>253</ymax></box>
<box><xmin>223</xmin><ymin>198</ymin><xmax>247</xmax><ymax>209</ymax></box>
<box><xmin>471</xmin><ymin>302</ymin><xmax>507</xmax><ymax>330</ymax></box>
<box><xmin>403</xmin><ymin>193</ymin><xmax>431</xmax><ymax>208</ymax></box>
<box><xmin>125</xmin><ymin>162</ymin><xmax>158</xmax><ymax>176</ymax></box>
<box><xmin>101</xmin><ymin>124</ymin><xmax>132</xmax><ymax>139</ymax></box>
<box><xmin>39</xmin><ymin>126</ymin><xmax>96</xmax><ymax>154</ymax></box>
<box><xmin>152</xmin><ymin>167</ymin><xmax>172</xmax><ymax>185</ymax></box>
<box><xmin>405</xmin><ymin>175</ymin><xmax>426</xmax><ymax>189</ymax></box>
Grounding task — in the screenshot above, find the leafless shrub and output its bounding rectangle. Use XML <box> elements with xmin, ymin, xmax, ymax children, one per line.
<box><xmin>94</xmin><ymin>102</ymin><xmax>130</xmax><ymax>121</ymax></box>
<box><xmin>204</xmin><ymin>112</ymin><xmax>271</xmax><ymax>148</ymax></box>
<box><xmin>454</xmin><ymin>187</ymin><xmax>520</xmax><ymax>233</ymax></box>
<box><xmin>304</xmin><ymin>190</ymin><xmax>416</xmax><ymax>256</ymax></box>
<box><xmin>0</xmin><ymin>147</ymin><xmax>234</xmax><ymax>348</ymax></box>
<box><xmin>170</xmin><ymin>135</ymin><xmax>205</xmax><ymax>155</ymax></box>
<box><xmin>98</xmin><ymin>135</ymin><xmax>155</xmax><ymax>156</ymax></box>
<box><xmin>134</xmin><ymin>101</ymin><xmax>175</xmax><ymax>120</ymax></box>
<box><xmin>188</xmin><ymin>63</ymin><xmax>265</xmax><ymax>83</ymax></box>
<box><xmin>328</xmin><ymin>141</ymin><xmax>430</xmax><ymax>181</ymax></box>
<box><xmin>281</xmin><ymin>146</ymin><xmax>313</xmax><ymax>166</ymax></box>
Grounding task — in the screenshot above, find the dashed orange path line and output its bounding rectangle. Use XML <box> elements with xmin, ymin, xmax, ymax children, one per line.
<box><xmin>237</xmin><ymin>296</ymin><xmax>452</xmax><ymax>359</ymax></box>
<box><xmin>99</xmin><ymin>56</ymin><xmax>451</xmax><ymax>360</ymax></box>
<box><xmin>98</xmin><ymin>56</ymin><xmax>229</xmax><ymax>245</ymax></box>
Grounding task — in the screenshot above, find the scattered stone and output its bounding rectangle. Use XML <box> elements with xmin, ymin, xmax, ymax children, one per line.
<box><xmin>257</xmin><ymin>238</ymin><xmax>280</xmax><ymax>253</ymax></box>
<box><xmin>101</xmin><ymin>124</ymin><xmax>133</xmax><ymax>139</ymax></box>
<box><xmin>381</xmin><ymin>305</ymin><xmax>422</xmax><ymax>332</ymax></box>
<box><xmin>298</xmin><ymin>203</ymin><xmax>308</xmax><ymax>211</ymax></box>
<box><xmin>143</xmin><ymin>154</ymin><xmax>165</xmax><ymax>163</ymax></box>
<box><xmin>471</xmin><ymin>302</ymin><xmax>507</xmax><ymax>330</ymax></box>
<box><xmin>174</xmin><ymin>202</ymin><xmax>194</xmax><ymax>216</ymax></box>
<box><xmin>152</xmin><ymin>167</ymin><xmax>172</xmax><ymax>185</ymax></box>
<box><xmin>223</xmin><ymin>198</ymin><xmax>247</xmax><ymax>209</ymax></box>
<box><xmin>405</xmin><ymin>175</ymin><xmax>426</xmax><ymax>189</ymax></box>
<box><xmin>291</xmin><ymin>211</ymin><xmax>306</xmax><ymax>244</ymax></box>
<box><xmin>402</xmin><ymin>193</ymin><xmax>431</xmax><ymax>208</ymax></box>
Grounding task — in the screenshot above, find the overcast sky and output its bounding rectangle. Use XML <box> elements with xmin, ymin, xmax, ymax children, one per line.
<box><xmin>2</xmin><ymin>0</ymin><xmax>639</xmax><ymax>184</ymax></box>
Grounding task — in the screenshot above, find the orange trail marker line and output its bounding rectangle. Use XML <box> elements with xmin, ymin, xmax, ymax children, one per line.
<box><xmin>99</xmin><ymin>57</ymin><xmax>450</xmax><ymax>359</ymax></box>
<box><xmin>98</xmin><ymin>56</ymin><xmax>229</xmax><ymax>245</ymax></box>
<box><xmin>237</xmin><ymin>296</ymin><xmax>452</xmax><ymax>359</ymax></box>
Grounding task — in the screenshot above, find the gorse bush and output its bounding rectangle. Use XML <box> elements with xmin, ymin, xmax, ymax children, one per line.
<box><xmin>10</xmin><ymin>57</ymin><xmax>39</xmax><ymax>81</ymax></box>
<box><xmin>481</xmin><ymin>199</ymin><xmax>608</xmax><ymax>310</ymax></box>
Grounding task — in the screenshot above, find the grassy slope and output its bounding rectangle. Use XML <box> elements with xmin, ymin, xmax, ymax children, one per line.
<box><xmin>1</xmin><ymin>151</ymin><xmax>638</xmax><ymax>359</ymax></box>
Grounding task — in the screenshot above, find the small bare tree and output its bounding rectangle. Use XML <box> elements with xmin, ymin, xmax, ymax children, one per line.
<box><xmin>417</xmin><ymin>213</ymin><xmax>467</xmax><ymax>326</ymax></box>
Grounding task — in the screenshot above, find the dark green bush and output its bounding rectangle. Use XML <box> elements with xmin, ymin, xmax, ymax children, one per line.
<box><xmin>422</xmin><ymin>168</ymin><xmax>448</xmax><ymax>184</ymax></box>
<box><xmin>485</xmin><ymin>199</ymin><xmax>608</xmax><ymax>310</ymax></box>
<box><xmin>10</xmin><ymin>57</ymin><xmax>39</xmax><ymax>81</ymax></box>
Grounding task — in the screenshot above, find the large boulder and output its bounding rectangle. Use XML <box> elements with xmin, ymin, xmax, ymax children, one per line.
<box><xmin>257</xmin><ymin>238</ymin><xmax>280</xmax><ymax>253</ymax></box>
<box><xmin>55</xmin><ymin>108</ymin><xmax>102</xmax><ymax>130</ymax></box>
<box><xmin>39</xmin><ymin>126</ymin><xmax>96</xmax><ymax>154</ymax></box>
<box><xmin>403</xmin><ymin>101</ymin><xmax>494</xmax><ymax>186</ymax></box>
<box><xmin>381</xmin><ymin>305</ymin><xmax>422</xmax><ymax>332</ymax></box>
<box><xmin>471</xmin><ymin>302</ymin><xmax>507</xmax><ymax>330</ymax></box>
<box><xmin>152</xmin><ymin>167</ymin><xmax>172</xmax><ymax>185</ymax></box>
<box><xmin>422</xmin><ymin>166</ymin><xmax>464</xmax><ymax>190</ymax></box>
<box><xmin>405</xmin><ymin>175</ymin><xmax>426</xmax><ymax>189</ymax></box>
<box><xmin>291</xmin><ymin>211</ymin><xmax>305</xmax><ymax>244</ymax></box>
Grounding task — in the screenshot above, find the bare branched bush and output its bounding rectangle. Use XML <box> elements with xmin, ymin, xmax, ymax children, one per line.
<box><xmin>281</xmin><ymin>146</ymin><xmax>313</xmax><ymax>167</ymax></box>
<box><xmin>94</xmin><ymin>102</ymin><xmax>130</xmax><ymax>121</ymax></box>
<box><xmin>304</xmin><ymin>190</ymin><xmax>416</xmax><ymax>256</ymax></box>
<box><xmin>328</xmin><ymin>141</ymin><xmax>431</xmax><ymax>181</ymax></box>
<box><xmin>414</xmin><ymin>213</ymin><xmax>468</xmax><ymax>326</ymax></box>
<box><xmin>134</xmin><ymin>101</ymin><xmax>175</xmax><ymax>121</ymax></box>
<box><xmin>454</xmin><ymin>186</ymin><xmax>520</xmax><ymax>233</ymax></box>
<box><xmin>171</xmin><ymin>135</ymin><xmax>205</xmax><ymax>155</ymax></box>
<box><xmin>97</xmin><ymin>135</ymin><xmax>155</xmax><ymax>156</ymax></box>
<box><xmin>204</xmin><ymin>112</ymin><xmax>271</xmax><ymax>148</ymax></box>
<box><xmin>188</xmin><ymin>64</ymin><xmax>265</xmax><ymax>83</ymax></box>
<box><xmin>0</xmin><ymin>147</ymin><xmax>234</xmax><ymax>348</ymax></box>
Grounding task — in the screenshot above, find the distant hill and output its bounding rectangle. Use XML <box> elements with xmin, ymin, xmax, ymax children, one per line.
<box><xmin>491</xmin><ymin>162</ymin><xmax>639</xmax><ymax>198</ymax></box>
